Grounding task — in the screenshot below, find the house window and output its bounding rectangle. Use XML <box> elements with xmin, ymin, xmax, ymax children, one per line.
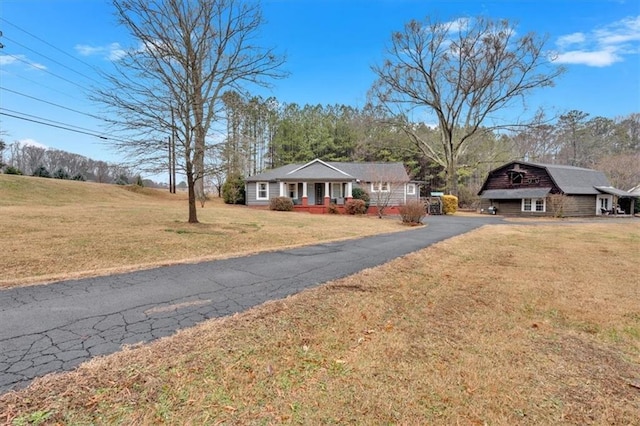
<box><xmin>257</xmin><ymin>182</ymin><xmax>269</xmax><ymax>200</ymax></box>
<box><xmin>371</xmin><ymin>182</ymin><xmax>390</xmax><ymax>193</ymax></box>
<box><xmin>331</xmin><ymin>183</ymin><xmax>342</xmax><ymax>198</ymax></box>
<box><xmin>406</xmin><ymin>183</ymin><xmax>416</xmax><ymax>195</ymax></box>
<box><xmin>522</xmin><ymin>198</ymin><xmax>545</xmax><ymax>212</ymax></box>
<box><xmin>287</xmin><ymin>183</ymin><xmax>297</xmax><ymax>199</ymax></box>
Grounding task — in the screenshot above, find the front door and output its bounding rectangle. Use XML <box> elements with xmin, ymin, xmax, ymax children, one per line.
<box><xmin>314</xmin><ymin>183</ymin><xmax>324</xmax><ymax>205</ymax></box>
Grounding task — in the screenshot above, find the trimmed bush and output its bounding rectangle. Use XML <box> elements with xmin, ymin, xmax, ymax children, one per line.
<box><xmin>351</xmin><ymin>187</ymin><xmax>370</xmax><ymax>208</ymax></box>
<box><xmin>327</xmin><ymin>203</ymin><xmax>340</xmax><ymax>214</ymax></box>
<box><xmin>442</xmin><ymin>194</ymin><xmax>458</xmax><ymax>214</ymax></box>
<box><xmin>345</xmin><ymin>199</ymin><xmax>367</xmax><ymax>215</ymax></box>
<box><xmin>399</xmin><ymin>200</ymin><xmax>426</xmax><ymax>224</ymax></box>
<box><xmin>269</xmin><ymin>196</ymin><xmax>294</xmax><ymax>211</ymax></box>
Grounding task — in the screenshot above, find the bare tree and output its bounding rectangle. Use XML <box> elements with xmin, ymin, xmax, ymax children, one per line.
<box><xmin>370</xmin><ymin>16</ymin><xmax>565</xmax><ymax>195</ymax></box>
<box><xmin>596</xmin><ymin>153</ymin><xmax>640</xmax><ymax>191</ymax></box>
<box><xmin>95</xmin><ymin>0</ymin><xmax>286</xmax><ymax>223</ymax></box>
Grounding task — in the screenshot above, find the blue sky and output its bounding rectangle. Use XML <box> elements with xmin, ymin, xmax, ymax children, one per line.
<box><xmin>1</xmin><ymin>0</ymin><xmax>639</xmax><ymax>173</ymax></box>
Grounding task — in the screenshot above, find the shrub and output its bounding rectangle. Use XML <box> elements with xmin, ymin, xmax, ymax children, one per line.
<box><xmin>53</xmin><ymin>168</ymin><xmax>70</xmax><ymax>180</ymax></box>
<box><xmin>399</xmin><ymin>200</ymin><xmax>426</xmax><ymax>224</ymax></box>
<box><xmin>71</xmin><ymin>174</ymin><xmax>86</xmax><ymax>181</ymax></box>
<box><xmin>442</xmin><ymin>194</ymin><xmax>458</xmax><ymax>214</ymax></box>
<box><xmin>269</xmin><ymin>196</ymin><xmax>294</xmax><ymax>211</ymax></box>
<box><xmin>222</xmin><ymin>173</ymin><xmax>246</xmax><ymax>204</ymax></box>
<box><xmin>345</xmin><ymin>199</ymin><xmax>367</xmax><ymax>215</ymax></box>
<box><xmin>327</xmin><ymin>203</ymin><xmax>340</xmax><ymax>214</ymax></box>
<box><xmin>4</xmin><ymin>166</ymin><xmax>23</xmax><ymax>175</ymax></box>
<box><xmin>351</xmin><ymin>187</ymin><xmax>370</xmax><ymax>208</ymax></box>
<box><xmin>32</xmin><ymin>165</ymin><xmax>51</xmax><ymax>178</ymax></box>
<box><xmin>457</xmin><ymin>184</ymin><xmax>480</xmax><ymax>209</ymax></box>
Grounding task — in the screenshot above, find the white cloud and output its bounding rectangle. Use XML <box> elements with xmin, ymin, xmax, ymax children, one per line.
<box><xmin>556</xmin><ymin>32</ymin><xmax>586</xmax><ymax>47</ymax></box>
<box><xmin>18</xmin><ymin>139</ymin><xmax>49</xmax><ymax>150</ymax></box>
<box><xmin>75</xmin><ymin>42</ymin><xmax>126</xmax><ymax>61</ymax></box>
<box><xmin>0</xmin><ymin>54</ymin><xmax>47</xmax><ymax>70</ymax></box>
<box><xmin>0</xmin><ymin>55</ymin><xmax>19</xmax><ymax>66</ymax></box>
<box><xmin>107</xmin><ymin>43</ymin><xmax>127</xmax><ymax>61</ymax></box>
<box><xmin>444</xmin><ymin>18</ymin><xmax>471</xmax><ymax>33</ymax></box>
<box><xmin>554</xmin><ymin>15</ymin><xmax>640</xmax><ymax>67</ymax></box>
<box><xmin>554</xmin><ymin>49</ymin><xmax>620</xmax><ymax>67</ymax></box>
<box><xmin>75</xmin><ymin>44</ymin><xmax>104</xmax><ymax>56</ymax></box>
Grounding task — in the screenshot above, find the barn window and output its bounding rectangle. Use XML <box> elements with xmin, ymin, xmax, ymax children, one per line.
<box><xmin>522</xmin><ymin>198</ymin><xmax>545</xmax><ymax>212</ymax></box>
<box><xmin>509</xmin><ymin>171</ymin><xmax>524</xmax><ymax>184</ymax></box>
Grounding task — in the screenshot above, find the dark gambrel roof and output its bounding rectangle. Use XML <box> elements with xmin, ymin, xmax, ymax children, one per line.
<box><xmin>531</xmin><ymin>162</ymin><xmax>609</xmax><ymax>195</ymax></box>
<box><xmin>478</xmin><ymin>161</ymin><xmax>625</xmax><ymax>196</ymax></box>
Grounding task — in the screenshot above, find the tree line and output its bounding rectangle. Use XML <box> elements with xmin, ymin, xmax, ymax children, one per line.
<box><xmin>0</xmin><ymin>141</ymin><xmax>139</xmax><ymax>185</ymax></box>
<box><xmin>214</xmin><ymin>97</ymin><xmax>639</xmax><ymax>205</ymax></box>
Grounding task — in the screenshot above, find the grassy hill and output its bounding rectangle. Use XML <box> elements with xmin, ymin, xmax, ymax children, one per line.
<box><xmin>0</xmin><ymin>174</ymin><xmax>183</xmax><ymax>206</ymax></box>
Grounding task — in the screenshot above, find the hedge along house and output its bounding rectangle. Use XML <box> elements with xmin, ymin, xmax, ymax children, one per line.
<box><xmin>477</xmin><ymin>161</ymin><xmax>636</xmax><ymax>217</ymax></box>
<box><xmin>245</xmin><ymin>158</ymin><xmax>419</xmax><ymax>214</ymax></box>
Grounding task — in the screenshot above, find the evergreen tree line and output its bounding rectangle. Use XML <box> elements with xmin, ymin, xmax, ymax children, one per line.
<box><xmin>217</xmin><ymin>94</ymin><xmax>639</xmax><ymax>204</ymax></box>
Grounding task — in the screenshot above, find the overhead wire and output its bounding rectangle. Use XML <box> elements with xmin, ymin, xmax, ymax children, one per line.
<box><xmin>0</xmin><ymin>18</ymin><xmax>164</xmax><ymax>148</ymax></box>
<box><xmin>1</xmin><ymin>51</ymin><xmax>91</xmax><ymax>92</ymax></box>
<box><xmin>0</xmin><ymin>18</ymin><xmax>117</xmax><ymax>141</ymax></box>
<box><xmin>0</xmin><ymin>110</ymin><xmax>108</xmax><ymax>139</ymax></box>
<box><xmin>1</xmin><ymin>68</ymin><xmax>87</xmax><ymax>103</ymax></box>
<box><xmin>0</xmin><ymin>17</ymin><xmax>103</xmax><ymax>77</ymax></box>
<box><xmin>1</xmin><ymin>87</ymin><xmax>105</xmax><ymax>121</ymax></box>
<box><xmin>1</xmin><ymin>34</ymin><xmax>105</xmax><ymax>86</ymax></box>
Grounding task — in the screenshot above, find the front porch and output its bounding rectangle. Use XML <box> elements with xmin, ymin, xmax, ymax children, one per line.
<box><xmin>281</xmin><ymin>181</ymin><xmax>353</xmax><ymax>212</ymax></box>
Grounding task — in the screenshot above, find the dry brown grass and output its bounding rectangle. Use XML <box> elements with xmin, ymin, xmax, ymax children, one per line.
<box><xmin>0</xmin><ymin>175</ymin><xmax>410</xmax><ymax>288</ymax></box>
<box><xmin>2</xmin><ymin>222</ymin><xmax>638</xmax><ymax>425</ymax></box>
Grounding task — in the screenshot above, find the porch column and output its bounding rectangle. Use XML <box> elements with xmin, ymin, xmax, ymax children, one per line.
<box><xmin>279</xmin><ymin>181</ymin><xmax>285</xmax><ymax>197</ymax></box>
<box><xmin>346</xmin><ymin>181</ymin><xmax>353</xmax><ymax>200</ymax></box>
<box><xmin>302</xmin><ymin>182</ymin><xmax>308</xmax><ymax>206</ymax></box>
<box><xmin>324</xmin><ymin>181</ymin><xmax>331</xmax><ymax>206</ymax></box>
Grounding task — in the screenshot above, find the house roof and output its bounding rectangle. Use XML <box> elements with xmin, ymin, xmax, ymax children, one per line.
<box><xmin>246</xmin><ymin>159</ymin><xmax>409</xmax><ymax>182</ymax></box>
<box><xmin>479</xmin><ymin>161</ymin><xmax>624</xmax><ymax>196</ymax></box>
<box><xmin>594</xmin><ymin>186</ymin><xmax>635</xmax><ymax>197</ymax></box>
<box><xmin>480</xmin><ymin>188</ymin><xmax>552</xmax><ymax>199</ymax></box>
<box><xmin>532</xmin><ymin>162</ymin><xmax>610</xmax><ymax>195</ymax></box>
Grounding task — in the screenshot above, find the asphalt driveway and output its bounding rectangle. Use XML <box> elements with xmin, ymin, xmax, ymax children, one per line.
<box><xmin>0</xmin><ymin>214</ymin><xmax>503</xmax><ymax>394</ymax></box>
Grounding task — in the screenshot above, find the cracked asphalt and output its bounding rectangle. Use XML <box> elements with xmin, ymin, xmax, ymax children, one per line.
<box><xmin>0</xmin><ymin>215</ymin><xmax>502</xmax><ymax>394</ymax></box>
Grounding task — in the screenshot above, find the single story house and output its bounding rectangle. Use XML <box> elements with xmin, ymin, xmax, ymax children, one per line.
<box><xmin>245</xmin><ymin>158</ymin><xmax>419</xmax><ymax>214</ymax></box>
<box><xmin>477</xmin><ymin>161</ymin><xmax>636</xmax><ymax>217</ymax></box>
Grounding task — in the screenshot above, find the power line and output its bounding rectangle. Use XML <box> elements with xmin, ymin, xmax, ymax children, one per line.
<box><xmin>2</xmin><ymin>34</ymin><xmax>104</xmax><ymax>86</ymax></box>
<box><xmin>0</xmin><ymin>87</ymin><xmax>103</xmax><ymax>121</ymax></box>
<box><xmin>0</xmin><ymin>17</ymin><xmax>102</xmax><ymax>76</ymax></box>
<box><xmin>1</xmin><ymin>51</ymin><xmax>88</xmax><ymax>91</ymax></box>
<box><xmin>1</xmin><ymin>68</ymin><xmax>87</xmax><ymax>103</ymax></box>
<box><xmin>0</xmin><ymin>107</ymin><xmax>108</xmax><ymax>137</ymax></box>
<box><xmin>0</xmin><ymin>110</ymin><xmax>108</xmax><ymax>139</ymax></box>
